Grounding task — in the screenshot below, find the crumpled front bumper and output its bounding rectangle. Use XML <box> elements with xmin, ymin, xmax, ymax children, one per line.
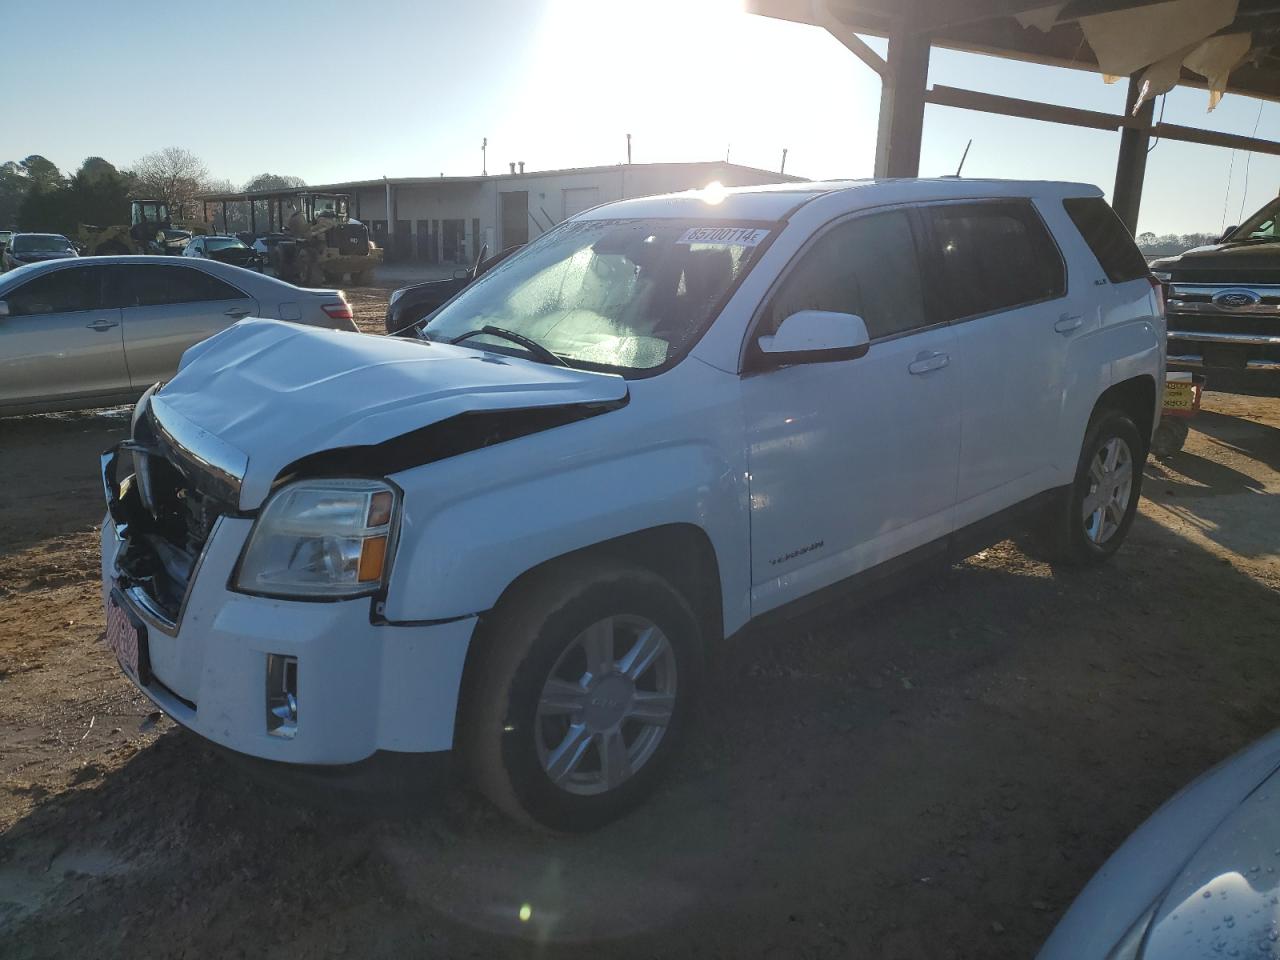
<box><xmin>99</xmin><ymin>515</ymin><xmax>476</xmax><ymax>765</ymax></box>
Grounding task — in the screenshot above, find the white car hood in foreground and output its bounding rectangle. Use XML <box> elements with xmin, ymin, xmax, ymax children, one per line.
<box><xmin>1139</xmin><ymin>766</ymin><xmax>1280</xmax><ymax>958</ymax></box>
<box><xmin>1039</xmin><ymin>728</ymin><xmax>1280</xmax><ymax>959</ymax></box>
<box><xmin>153</xmin><ymin>319</ymin><xmax>628</xmax><ymax>509</ymax></box>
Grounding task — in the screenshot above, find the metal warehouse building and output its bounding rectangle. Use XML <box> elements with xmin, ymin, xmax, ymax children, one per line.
<box><xmin>314</xmin><ymin>160</ymin><xmax>803</xmax><ymax>264</ymax></box>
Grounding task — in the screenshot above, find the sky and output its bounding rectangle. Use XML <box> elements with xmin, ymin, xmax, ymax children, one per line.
<box><xmin>3</xmin><ymin>0</ymin><xmax>1278</xmax><ymax>236</ymax></box>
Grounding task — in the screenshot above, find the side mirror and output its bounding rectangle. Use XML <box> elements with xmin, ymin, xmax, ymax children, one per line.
<box><xmin>0</xmin><ymin>300</ymin><xmax>9</xmax><ymax>317</ymax></box>
<box><xmin>756</xmin><ymin>310</ymin><xmax>870</xmax><ymax>366</ymax></box>
<box><xmin>453</xmin><ymin>268</ymin><xmax>470</xmax><ymax>281</ymax></box>
<box><xmin>1218</xmin><ymin>225</ymin><xmax>1238</xmax><ymax>243</ymax></box>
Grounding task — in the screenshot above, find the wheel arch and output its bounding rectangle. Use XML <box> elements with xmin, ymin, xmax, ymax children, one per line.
<box><xmin>485</xmin><ymin>522</ymin><xmax>722</xmax><ymax>650</ymax></box>
<box><xmin>453</xmin><ymin>523</ymin><xmax>723</xmax><ymax>748</ymax></box>
<box><xmin>1094</xmin><ymin>373</ymin><xmax>1157</xmax><ymax>448</ymax></box>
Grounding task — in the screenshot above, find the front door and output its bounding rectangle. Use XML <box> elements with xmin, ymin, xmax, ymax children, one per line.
<box><xmin>0</xmin><ymin>263</ymin><xmax>126</xmax><ymax>408</ymax></box>
<box><xmin>918</xmin><ymin>200</ymin><xmax>1074</xmax><ymax>524</ymax></box>
<box><xmin>111</xmin><ymin>263</ymin><xmax>257</xmax><ymax>387</ymax></box>
<box><xmin>742</xmin><ymin>209</ymin><xmax>962</xmax><ymax>616</ymax></box>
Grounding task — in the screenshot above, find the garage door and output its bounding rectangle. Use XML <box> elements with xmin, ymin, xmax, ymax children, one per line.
<box><xmin>563</xmin><ymin>186</ymin><xmax>600</xmax><ymax>219</ymax></box>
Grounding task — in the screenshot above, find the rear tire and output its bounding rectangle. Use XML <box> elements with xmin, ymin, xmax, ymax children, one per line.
<box><xmin>460</xmin><ymin>558</ymin><xmax>701</xmax><ymax>832</ymax></box>
<box><xmin>1034</xmin><ymin>409</ymin><xmax>1145</xmax><ymax>566</ymax></box>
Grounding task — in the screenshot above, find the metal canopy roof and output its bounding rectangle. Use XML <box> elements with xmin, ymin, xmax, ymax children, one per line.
<box><xmin>749</xmin><ymin>0</ymin><xmax>1280</xmax><ymax>103</ymax></box>
<box><xmin>748</xmin><ymin>0</ymin><xmax>1280</xmax><ymax>232</ymax></box>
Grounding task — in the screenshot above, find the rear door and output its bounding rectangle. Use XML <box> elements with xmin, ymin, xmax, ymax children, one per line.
<box><xmin>0</xmin><ymin>264</ymin><xmax>126</xmax><ymax>408</ymax></box>
<box><xmin>918</xmin><ymin>200</ymin><xmax>1074</xmax><ymax>525</ymax></box>
<box><xmin>111</xmin><ymin>263</ymin><xmax>256</xmax><ymax>386</ymax></box>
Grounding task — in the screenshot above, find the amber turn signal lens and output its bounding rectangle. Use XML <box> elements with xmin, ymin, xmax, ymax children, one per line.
<box><xmin>357</xmin><ymin>535</ymin><xmax>388</xmax><ymax>583</ymax></box>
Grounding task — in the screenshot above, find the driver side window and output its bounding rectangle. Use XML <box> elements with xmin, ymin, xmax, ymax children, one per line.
<box><xmin>763</xmin><ymin>210</ymin><xmax>927</xmax><ymax>341</ymax></box>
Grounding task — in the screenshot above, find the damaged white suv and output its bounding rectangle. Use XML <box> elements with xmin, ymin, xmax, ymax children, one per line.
<box><xmin>101</xmin><ymin>179</ymin><xmax>1164</xmax><ymax>829</ymax></box>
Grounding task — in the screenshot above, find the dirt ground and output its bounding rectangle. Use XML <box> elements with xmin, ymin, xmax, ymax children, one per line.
<box><xmin>2</xmin><ymin>292</ymin><xmax>1278</xmax><ymax>958</ymax></box>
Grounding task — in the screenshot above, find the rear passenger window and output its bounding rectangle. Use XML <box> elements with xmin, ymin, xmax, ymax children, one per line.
<box><xmin>926</xmin><ymin>201</ymin><xmax>1065</xmax><ymax>320</ymax></box>
<box><xmin>765</xmin><ymin>210</ymin><xmax>928</xmax><ymax>341</ymax></box>
<box><xmin>6</xmin><ymin>267</ymin><xmax>104</xmax><ymax>316</ymax></box>
<box><xmin>1062</xmin><ymin>197</ymin><xmax>1151</xmax><ymax>283</ymax></box>
<box><xmin>117</xmin><ymin>265</ymin><xmax>244</xmax><ymax>307</ymax></box>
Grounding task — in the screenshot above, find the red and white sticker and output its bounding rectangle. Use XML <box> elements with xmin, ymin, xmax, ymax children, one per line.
<box><xmin>677</xmin><ymin>227</ymin><xmax>770</xmax><ymax>246</ymax></box>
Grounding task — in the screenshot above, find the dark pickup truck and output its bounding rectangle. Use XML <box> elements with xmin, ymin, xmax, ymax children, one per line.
<box><xmin>1150</xmin><ymin>198</ymin><xmax>1280</xmax><ymax>381</ymax></box>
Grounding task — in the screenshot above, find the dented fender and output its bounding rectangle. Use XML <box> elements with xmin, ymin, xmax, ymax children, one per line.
<box><xmin>380</xmin><ymin>365</ymin><xmax>753</xmax><ymax>635</ymax></box>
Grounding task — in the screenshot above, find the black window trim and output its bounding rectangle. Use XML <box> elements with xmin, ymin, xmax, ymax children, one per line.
<box><xmin>913</xmin><ymin>196</ymin><xmax>1069</xmax><ymax>327</ymax></box>
<box><xmin>740</xmin><ymin>201</ymin><xmax>948</xmax><ymax>375</ymax></box>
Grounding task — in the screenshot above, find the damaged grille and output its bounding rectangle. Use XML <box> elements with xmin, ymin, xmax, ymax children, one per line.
<box><xmin>107</xmin><ymin>407</ymin><xmax>236</xmax><ymax>626</ymax></box>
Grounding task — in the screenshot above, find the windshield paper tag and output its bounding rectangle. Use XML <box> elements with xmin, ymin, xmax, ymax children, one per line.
<box><xmin>676</xmin><ymin>227</ymin><xmax>770</xmax><ymax>246</ymax></box>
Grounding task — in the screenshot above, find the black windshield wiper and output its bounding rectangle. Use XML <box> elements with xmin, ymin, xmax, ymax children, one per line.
<box><xmin>449</xmin><ymin>325</ymin><xmax>567</xmax><ymax>367</ymax></box>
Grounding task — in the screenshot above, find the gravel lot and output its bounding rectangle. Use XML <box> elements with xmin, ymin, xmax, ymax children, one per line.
<box><xmin>2</xmin><ymin>287</ymin><xmax>1278</xmax><ymax>958</ymax></box>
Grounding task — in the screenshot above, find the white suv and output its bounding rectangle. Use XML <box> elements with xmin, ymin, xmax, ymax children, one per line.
<box><xmin>100</xmin><ymin>179</ymin><xmax>1164</xmax><ymax>829</ymax></box>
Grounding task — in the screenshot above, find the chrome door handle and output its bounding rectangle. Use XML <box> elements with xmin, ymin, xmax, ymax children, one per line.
<box><xmin>908</xmin><ymin>352</ymin><xmax>950</xmax><ymax>375</ymax></box>
<box><xmin>1054</xmin><ymin>313</ymin><xmax>1084</xmax><ymax>334</ymax></box>
<box><xmin>86</xmin><ymin>318</ymin><xmax>119</xmax><ymax>331</ymax></box>
<box><xmin>224</xmin><ymin>307</ymin><xmax>251</xmax><ymax>319</ymax></box>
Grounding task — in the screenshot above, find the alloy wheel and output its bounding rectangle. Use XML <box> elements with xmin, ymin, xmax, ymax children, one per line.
<box><xmin>1082</xmin><ymin>436</ymin><xmax>1134</xmax><ymax>544</ymax></box>
<box><xmin>533</xmin><ymin>615</ymin><xmax>678</xmax><ymax>797</ymax></box>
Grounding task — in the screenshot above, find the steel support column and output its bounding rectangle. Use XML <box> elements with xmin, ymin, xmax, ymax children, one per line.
<box><xmin>874</xmin><ymin>14</ymin><xmax>931</xmax><ymax>178</ymax></box>
<box><xmin>1113</xmin><ymin>73</ymin><xmax>1154</xmax><ymax>234</ymax></box>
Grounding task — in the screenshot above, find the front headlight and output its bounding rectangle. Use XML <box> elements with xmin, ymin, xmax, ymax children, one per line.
<box><xmin>388</xmin><ymin>287</ymin><xmax>406</xmax><ymax>307</ymax></box>
<box><xmin>235</xmin><ymin>478</ymin><xmax>399</xmax><ymax>599</ymax></box>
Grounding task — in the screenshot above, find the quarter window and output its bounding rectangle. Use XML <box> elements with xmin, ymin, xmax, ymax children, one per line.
<box><xmin>1062</xmin><ymin>197</ymin><xmax>1151</xmax><ymax>283</ymax></box>
<box><xmin>764</xmin><ymin>210</ymin><xmax>928</xmax><ymax>341</ymax></box>
<box><xmin>5</xmin><ymin>267</ymin><xmax>104</xmax><ymax>316</ymax></box>
<box><xmin>115</xmin><ymin>265</ymin><xmax>244</xmax><ymax>306</ymax></box>
<box><xmin>925</xmin><ymin>202</ymin><xmax>1066</xmax><ymax>320</ymax></box>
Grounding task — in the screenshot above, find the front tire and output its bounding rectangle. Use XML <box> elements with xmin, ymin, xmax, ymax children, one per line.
<box><xmin>1037</xmin><ymin>409</ymin><xmax>1145</xmax><ymax>566</ymax></box>
<box><xmin>460</xmin><ymin>559</ymin><xmax>701</xmax><ymax>831</ymax></box>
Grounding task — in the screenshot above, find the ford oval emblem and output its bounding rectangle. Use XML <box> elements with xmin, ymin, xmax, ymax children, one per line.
<box><xmin>1212</xmin><ymin>288</ymin><xmax>1261</xmax><ymax>308</ymax></box>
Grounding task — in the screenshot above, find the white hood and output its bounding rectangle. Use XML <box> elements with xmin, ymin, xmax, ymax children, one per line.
<box><xmin>153</xmin><ymin>319</ymin><xmax>628</xmax><ymax>509</ymax></box>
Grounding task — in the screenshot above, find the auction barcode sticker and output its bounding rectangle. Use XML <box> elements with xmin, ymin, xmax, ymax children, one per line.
<box><xmin>677</xmin><ymin>227</ymin><xmax>771</xmax><ymax>246</ymax></box>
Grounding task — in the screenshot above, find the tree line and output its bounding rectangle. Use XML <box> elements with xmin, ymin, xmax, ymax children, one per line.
<box><xmin>0</xmin><ymin>148</ymin><xmax>306</xmax><ymax>236</ymax></box>
<box><xmin>1135</xmin><ymin>231</ymin><xmax>1220</xmax><ymax>257</ymax></box>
